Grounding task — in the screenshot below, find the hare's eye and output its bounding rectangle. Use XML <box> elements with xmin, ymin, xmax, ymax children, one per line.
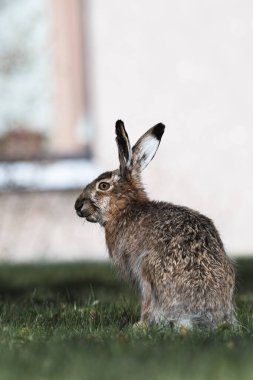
<box><xmin>98</xmin><ymin>182</ymin><xmax>110</xmax><ymax>191</ymax></box>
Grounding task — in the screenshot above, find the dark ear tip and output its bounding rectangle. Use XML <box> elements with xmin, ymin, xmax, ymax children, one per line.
<box><xmin>115</xmin><ymin>120</ymin><xmax>124</xmax><ymax>134</ymax></box>
<box><xmin>152</xmin><ymin>123</ymin><xmax>165</xmax><ymax>140</ymax></box>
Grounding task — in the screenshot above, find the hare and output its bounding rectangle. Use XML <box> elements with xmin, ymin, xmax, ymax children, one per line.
<box><xmin>75</xmin><ymin>120</ymin><xmax>235</xmax><ymax>329</ymax></box>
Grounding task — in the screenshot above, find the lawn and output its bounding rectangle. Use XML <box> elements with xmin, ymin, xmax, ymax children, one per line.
<box><xmin>0</xmin><ymin>259</ymin><xmax>253</xmax><ymax>380</ymax></box>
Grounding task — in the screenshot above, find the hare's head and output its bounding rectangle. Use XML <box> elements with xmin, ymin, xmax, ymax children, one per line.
<box><xmin>75</xmin><ymin>120</ymin><xmax>165</xmax><ymax>225</ymax></box>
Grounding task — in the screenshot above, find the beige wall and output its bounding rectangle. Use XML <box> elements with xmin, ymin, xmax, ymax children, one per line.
<box><xmin>0</xmin><ymin>191</ymin><xmax>106</xmax><ymax>262</ymax></box>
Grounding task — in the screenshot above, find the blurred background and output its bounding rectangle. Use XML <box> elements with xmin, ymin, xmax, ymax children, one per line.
<box><xmin>0</xmin><ymin>0</ymin><xmax>252</xmax><ymax>262</ymax></box>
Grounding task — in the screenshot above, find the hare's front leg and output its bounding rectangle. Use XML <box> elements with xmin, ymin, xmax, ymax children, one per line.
<box><xmin>139</xmin><ymin>278</ymin><xmax>153</xmax><ymax>325</ymax></box>
<box><xmin>133</xmin><ymin>278</ymin><xmax>152</xmax><ymax>329</ymax></box>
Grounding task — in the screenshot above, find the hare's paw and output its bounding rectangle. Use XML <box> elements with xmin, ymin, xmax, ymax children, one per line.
<box><xmin>174</xmin><ymin>318</ymin><xmax>193</xmax><ymax>335</ymax></box>
<box><xmin>133</xmin><ymin>320</ymin><xmax>149</xmax><ymax>330</ymax></box>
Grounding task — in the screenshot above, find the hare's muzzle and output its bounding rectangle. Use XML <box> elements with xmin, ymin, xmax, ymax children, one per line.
<box><xmin>74</xmin><ymin>196</ymin><xmax>97</xmax><ymax>222</ymax></box>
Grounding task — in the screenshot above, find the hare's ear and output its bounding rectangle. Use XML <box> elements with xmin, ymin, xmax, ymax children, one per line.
<box><xmin>132</xmin><ymin>123</ymin><xmax>165</xmax><ymax>173</ymax></box>
<box><xmin>115</xmin><ymin>120</ymin><xmax>132</xmax><ymax>176</ymax></box>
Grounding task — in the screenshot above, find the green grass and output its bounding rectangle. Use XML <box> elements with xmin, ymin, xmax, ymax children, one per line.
<box><xmin>0</xmin><ymin>259</ymin><xmax>253</xmax><ymax>380</ymax></box>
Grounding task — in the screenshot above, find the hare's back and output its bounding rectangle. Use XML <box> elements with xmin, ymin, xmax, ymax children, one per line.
<box><xmin>129</xmin><ymin>201</ymin><xmax>225</xmax><ymax>256</ymax></box>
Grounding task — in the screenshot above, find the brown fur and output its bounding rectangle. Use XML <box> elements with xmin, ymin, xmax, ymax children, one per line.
<box><xmin>75</xmin><ymin>121</ymin><xmax>236</xmax><ymax>329</ymax></box>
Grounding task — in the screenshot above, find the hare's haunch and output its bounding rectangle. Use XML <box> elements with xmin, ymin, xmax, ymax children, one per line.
<box><xmin>75</xmin><ymin>120</ymin><xmax>235</xmax><ymax>329</ymax></box>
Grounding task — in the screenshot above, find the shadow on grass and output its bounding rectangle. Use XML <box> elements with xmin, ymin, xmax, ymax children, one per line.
<box><xmin>235</xmin><ymin>258</ymin><xmax>253</xmax><ymax>293</ymax></box>
<box><xmin>0</xmin><ymin>261</ymin><xmax>135</xmax><ymax>304</ymax></box>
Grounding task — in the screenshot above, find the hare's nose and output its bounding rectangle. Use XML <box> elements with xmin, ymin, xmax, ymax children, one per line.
<box><xmin>75</xmin><ymin>197</ymin><xmax>84</xmax><ymax>211</ymax></box>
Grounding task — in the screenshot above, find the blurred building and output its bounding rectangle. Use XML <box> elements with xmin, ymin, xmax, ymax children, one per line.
<box><xmin>0</xmin><ymin>0</ymin><xmax>252</xmax><ymax>261</ymax></box>
<box><xmin>0</xmin><ymin>0</ymin><xmax>91</xmax><ymax>160</ymax></box>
